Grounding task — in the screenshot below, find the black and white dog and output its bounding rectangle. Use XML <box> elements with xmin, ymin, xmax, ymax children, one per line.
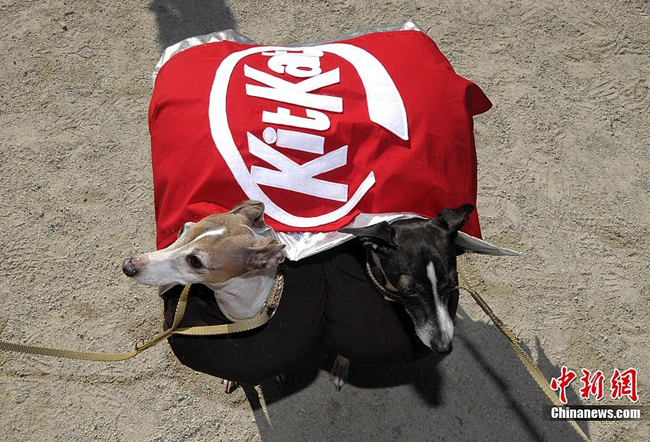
<box><xmin>340</xmin><ymin>204</ymin><xmax>475</xmax><ymax>354</ymax></box>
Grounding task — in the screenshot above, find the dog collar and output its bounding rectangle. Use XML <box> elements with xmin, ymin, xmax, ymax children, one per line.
<box><xmin>259</xmin><ymin>269</ymin><xmax>284</xmax><ymax>319</ymax></box>
<box><xmin>217</xmin><ymin>269</ymin><xmax>285</xmax><ymax>323</ymax></box>
<box><xmin>364</xmin><ymin>251</ymin><xmax>404</xmax><ymax>303</ymax></box>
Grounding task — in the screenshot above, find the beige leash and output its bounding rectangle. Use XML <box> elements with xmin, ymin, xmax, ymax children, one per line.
<box><xmin>457</xmin><ymin>258</ymin><xmax>591</xmax><ymax>442</ymax></box>
<box><xmin>174</xmin><ymin>272</ymin><xmax>284</xmax><ymax>336</ymax></box>
<box><xmin>0</xmin><ymin>273</ymin><xmax>284</xmax><ymax>361</ymax></box>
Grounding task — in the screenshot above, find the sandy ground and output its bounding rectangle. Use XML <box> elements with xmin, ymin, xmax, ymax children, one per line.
<box><xmin>1</xmin><ymin>1</ymin><xmax>648</xmax><ymax>441</ymax></box>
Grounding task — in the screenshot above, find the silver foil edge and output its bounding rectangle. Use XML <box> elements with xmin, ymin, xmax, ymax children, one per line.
<box><xmin>277</xmin><ymin>212</ymin><xmax>522</xmax><ymax>261</ymax></box>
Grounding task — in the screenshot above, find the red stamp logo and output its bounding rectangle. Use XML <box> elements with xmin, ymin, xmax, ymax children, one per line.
<box><xmin>610</xmin><ymin>368</ymin><xmax>638</xmax><ymax>402</ymax></box>
<box><xmin>550</xmin><ymin>366</ymin><xmax>578</xmax><ymax>404</ymax></box>
<box><xmin>579</xmin><ymin>369</ymin><xmax>605</xmax><ymax>401</ymax></box>
<box><xmin>550</xmin><ymin>366</ymin><xmax>638</xmax><ymax>404</ymax></box>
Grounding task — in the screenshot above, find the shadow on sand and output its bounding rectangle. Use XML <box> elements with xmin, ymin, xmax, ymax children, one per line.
<box><xmin>149</xmin><ymin>0</ymin><xmax>236</xmax><ymax>50</ymax></box>
<box><xmin>243</xmin><ymin>307</ymin><xmax>590</xmax><ymax>442</ymax></box>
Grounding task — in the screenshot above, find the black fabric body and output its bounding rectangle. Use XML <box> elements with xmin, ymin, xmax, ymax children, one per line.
<box><xmin>163</xmin><ymin>242</ymin><xmax>432</xmax><ymax>383</ymax></box>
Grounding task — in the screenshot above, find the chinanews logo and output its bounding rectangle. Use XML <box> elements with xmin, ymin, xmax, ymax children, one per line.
<box><xmin>208</xmin><ymin>44</ymin><xmax>409</xmax><ymax>228</ymax></box>
<box><xmin>548</xmin><ymin>366</ymin><xmax>642</xmax><ymax>421</ymax></box>
<box><xmin>550</xmin><ymin>366</ymin><xmax>639</xmax><ymax>403</ymax></box>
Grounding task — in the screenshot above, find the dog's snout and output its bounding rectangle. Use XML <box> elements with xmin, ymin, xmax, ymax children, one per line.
<box><xmin>122</xmin><ymin>258</ymin><xmax>138</xmax><ymax>277</ymax></box>
<box><xmin>435</xmin><ymin>341</ymin><xmax>453</xmax><ymax>355</ymax></box>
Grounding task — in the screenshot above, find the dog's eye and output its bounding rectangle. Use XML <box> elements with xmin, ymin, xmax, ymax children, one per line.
<box><xmin>399</xmin><ymin>284</ymin><xmax>417</xmax><ymax>296</ymax></box>
<box><xmin>187</xmin><ymin>254</ymin><xmax>203</xmax><ymax>269</ymax></box>
<box><xmin>179</xmin><ymin>222</ymin><xmax>193</xmax><ymax>237</ymax></box>
<box><xmin>400</xmin><ymin>288</ymin><xmax>414</xmax><ymax>297</ymax></box>
<box><xmin>398</xmin><ymin>275</ymin><xmax>417</xmax><ymax>296</ymax></box>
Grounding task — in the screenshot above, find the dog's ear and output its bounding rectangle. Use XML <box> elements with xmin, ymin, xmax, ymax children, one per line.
<box><xmin>454</xmin><ymin>231</ymin><xmax>524</xmax><ymax>256</ymax></box>
<box><xmin>230</xmin><ymin>200</ymin><xmax>266</xmax><ymax>228</ymax></box>
<box><xmin>339</xmin><ymin>222</ymin><xmax>397</xmax><ymax>253</ymax></box>
<box><xmin>432</xmin><ymin>204</ymin><xmax>475</xmax><ymax>233</ymax></box>
<box><xmin>245</xmin><ymin>237</ymin><xmax>286</xmax><ymax>271</ymax></box>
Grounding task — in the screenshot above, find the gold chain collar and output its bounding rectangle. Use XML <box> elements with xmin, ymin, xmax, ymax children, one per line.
<box><xmin>261</xmin><ymin>270</ymin><xmax>284</xmax><ymax>316</ymax></box>
<box><xmin>364</xmin><ymin>251</ymin><xmax>404</xmax><ymax>303</ymax></box>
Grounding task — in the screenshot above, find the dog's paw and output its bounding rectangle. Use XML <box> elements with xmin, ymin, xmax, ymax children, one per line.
<box><xmin>329</xmin><ymin>355</ymin><xmax>350</xmax><ymax>392</ymax></box>
<box><xmin>274</xmin><ymin>373</ymin><xmax>286</xmax><ymax>388</ymax></box>
<box><xmin>221</xmin><ymin>378</ymin><xmax>239</xmax><ymax>394</ymax></box>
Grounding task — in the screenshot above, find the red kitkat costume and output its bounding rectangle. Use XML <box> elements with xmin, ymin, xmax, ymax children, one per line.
<box><xmin>150</xmin><ymin>24</ymin><xmax>491</xmax><ymax>253</ymax></box>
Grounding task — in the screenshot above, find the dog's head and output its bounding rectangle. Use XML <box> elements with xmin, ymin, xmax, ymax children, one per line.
<box><xmin>122</xmin><ymin>200</ymin><xmax>285</xmax><ymax>286</ymax></box>
<box><xmin>340</xmin><ymin>204</ymin><xmax>475</xmax><ymax>354</ymax></box>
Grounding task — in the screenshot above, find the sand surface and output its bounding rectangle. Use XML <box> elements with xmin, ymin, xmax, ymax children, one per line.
<box><xmin>1</xmin><ymin>1</ymin><xmax>648</xmax><ymax>441</ymax></box>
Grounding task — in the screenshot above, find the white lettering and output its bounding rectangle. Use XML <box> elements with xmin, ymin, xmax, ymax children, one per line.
<box><xmin>245</xmin><ymin>65</ymin><xmax>342</xmax><ymax>112</ymax></box>
<box><xmin>262</xmin><ymin>107</ymin><xmax>330</xmax><ymax>131</ymax></box>
<box><xmin>276</xmin><ymin>128</ymin><xmax>324</xmax><ymax>154</ymax></box>
<box><xmin>262</xmin><ymin>127</ymin><xmax>277</xmax><ymax>144</ymax></box>
<box><xmin>209</xmin><ymin>43</ymin><xmax>398</xmax><ymax>227</ymax></box>
<box><xmin>262</xmin><ymin>48</ymin><xmax>324</xmax><ymax>58</ymax></box>
<box><xmin>268</xmin><ymin>53</ymin><xmax>322</xmax><ymax>78</ymax></box>
<box><xmin>248</xmin><ymin>132</ymin><xmax>348</xmax><ymax>202</ymax></box>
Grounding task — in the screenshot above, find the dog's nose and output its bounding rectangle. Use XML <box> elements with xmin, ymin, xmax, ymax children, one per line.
<box><xmin>435</xmin><ymin>342</ymin><xmax>453</xmax><ymax>355</ymax></box>
<box><xmin>122</xmin><ymin>258</ymin><xmax>138</xmax><ymax>277</ymax></box>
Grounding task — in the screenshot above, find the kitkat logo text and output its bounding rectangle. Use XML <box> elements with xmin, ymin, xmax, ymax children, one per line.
<box><xmin>208</xmin><ymin>44</ymin><xmax>408</xmax><ymax>228</ymax></box>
